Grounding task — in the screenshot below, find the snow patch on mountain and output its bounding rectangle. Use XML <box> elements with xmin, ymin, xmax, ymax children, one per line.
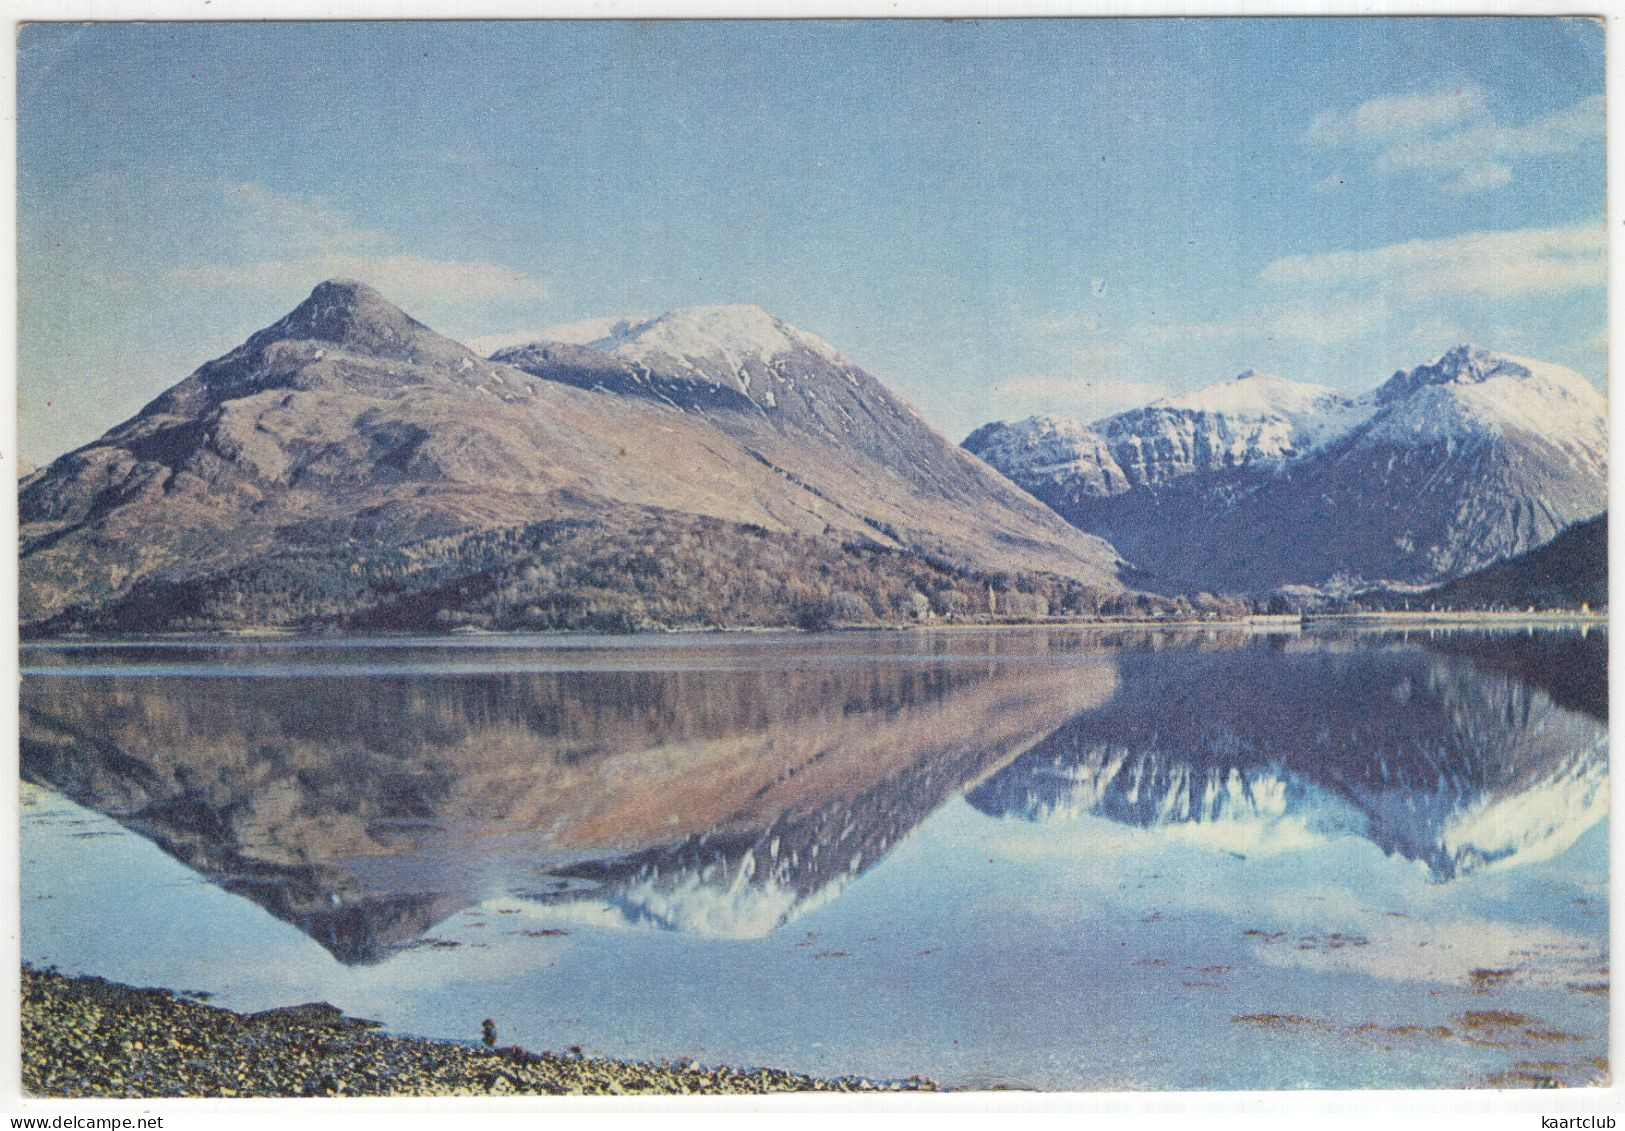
<box><xmin>536</xmin><ymin>315</ymin><xmax>653</xmax><ymax>349</ymax></box>
<box><xmin>962</xmin><ymin>414</ymin><xmax>1130</xmax><ymax>498</ymax></box>
<box><xmin>1098</xmin><ymin>371</ymin><xmax>1376</xmax><ymax>487</ymax></box>
<box><xmin>599</xmin><ymin>304</ymin><xmax>846</xmax><ymax>372</ymax></box>
<box><xmin>1359</xmin><ymin>347</ymin><xmax>1607</xmax><ymax>457</ymax></box>
<box><xmin>596</xmin><ymin>850</ymin><xmax>852</xmax><ymax>939</ymax></box>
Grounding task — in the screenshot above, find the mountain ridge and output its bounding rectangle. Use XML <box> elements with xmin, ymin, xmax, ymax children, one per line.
<box><xmin>964</xmin><ymin>345</ymin><xmax>1607</xmax><ymax>596</ymax></box>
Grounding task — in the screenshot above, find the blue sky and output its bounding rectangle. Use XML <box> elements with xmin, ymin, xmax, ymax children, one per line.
<box><xmin>17</xmin><ymin>18</ymin><xmax>1607</xmax><ymax>464</ymax></box>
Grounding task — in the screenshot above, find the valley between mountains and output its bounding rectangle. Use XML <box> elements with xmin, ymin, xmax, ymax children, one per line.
<box><xmin>19</xmin><ymin>280</ymin><xmax>1607</xmax><ymax>636</ymax></box>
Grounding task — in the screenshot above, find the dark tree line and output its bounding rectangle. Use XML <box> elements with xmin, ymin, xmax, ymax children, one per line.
<box><xmin>32</xmin><ymin>507</ymin><xmax>1244</xmax><ymax>636</ymax></box>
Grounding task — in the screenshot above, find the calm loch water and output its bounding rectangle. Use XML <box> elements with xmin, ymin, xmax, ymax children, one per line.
<box><xmin>20</xmin><ymin>627</ymin><xmax>1609</xmax><ymax>1090</ymax></box>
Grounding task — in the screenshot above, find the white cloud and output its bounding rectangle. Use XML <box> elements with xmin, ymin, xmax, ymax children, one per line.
<box><xmin>1377</xmin><ymin>95</ymin><xmax>1604</xmax><ymax>175</ymax></box>
<box><xmin>1305</xmin><ymin>86</ymin><xmax>1488</xmax><ymax>148</ymax></box>
<box><xmin>1442</xmin><ymin>162</ymin><xmax>1513</xmax><ymax>195</ymax></box>
<box><xmin>172</xmin><ymin>181</ymin><xmax>547</xmax><ymax>312</ymax></box>
<box><xmin>1307</xmin><ymin>89</ymin><xmax>1602</xmax><ymax>194</ymax></box>
<box><xmin>1260</xmin><ymin>223</ymin><xmax>1605</xmax><ymax>300</ymax></box>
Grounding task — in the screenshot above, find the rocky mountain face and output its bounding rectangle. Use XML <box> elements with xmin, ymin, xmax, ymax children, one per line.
<box><xmin>20</xmin><ymin>282</ymin><xmax>1125</xmax><ymax>633</ymax></box>
<box><xmin>964</xmin><ymin>347</ymin><xmax>1607</xmax><ymax>596</ymax></box>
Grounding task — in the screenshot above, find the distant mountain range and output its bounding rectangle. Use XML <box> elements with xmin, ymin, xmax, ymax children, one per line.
<box><xmin>20</xmin><ymin>281</ymin><xmax>1128</xmax><ymax>635</ymax></box>
<box><xmin>964</xmin><ymin>347</ymin><xmax>1607</xmax><ymax>598</ymax></box>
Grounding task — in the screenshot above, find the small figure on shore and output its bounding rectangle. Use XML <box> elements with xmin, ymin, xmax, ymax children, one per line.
<box><xmin>482</xmin><ymin>1018</ymin><xmax>498</xmax><ymax>1047</ymax></box>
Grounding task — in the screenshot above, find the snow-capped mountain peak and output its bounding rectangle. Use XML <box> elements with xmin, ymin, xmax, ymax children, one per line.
<box><xmin>1378</xmin><ymin>344</ymin><xmax>1533</xmax><ymax>403</ymax></box>
<box><xmin>1138</xmin><ymin>369</ymin><xmax>1363</xmax><ymax>424</ymax></box>
<box><xmin>483</xmin><ymin>304</ymin><xmax>852</xmax><ymax>406</ymax></box>
<box><xmin>1364</xmin><ymin>345</ymin><xmax>1607</xmax><ymax>451</ymax></box>
<box><xmin>599</xmin><ymin>304</ymin><xmax>847</xmax><ymax>371</ymax></box>
<box><xmin>483</xmin><ymin>304</ymin><xmax>847</xmax><ymax>374</ymax></box>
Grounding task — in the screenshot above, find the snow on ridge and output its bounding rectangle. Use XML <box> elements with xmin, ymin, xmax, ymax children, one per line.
<box><xmin>470</xmin><ymin>304</ymin><xmax>851</xmax><ymax>399</ymax></box>
<box><xmin>1143</xmin><ymin>370</ymin><xmax>1353</xmax><ymax>418</ymax></box>
<box><xmin>536</xmin><ymin>315</ymin><xmax>651</xmax><ymax>349</ymax></box>
<box><xmin>1119</xmin><ymin>370</ymin><xmax>1376</xmax><ymax>449</ymax></box>
<box><xmin>467</xmin><ymin>304</ymin><xmax>848</xmax><ymax>369</ymax></box>
<box><xmin>1357</xmin><ymin>345</ymin><xmax>1608</xmax><ymax>453</ymax></box>
<box><xmin>602</xmin><ymin>304</ymin><xmax>847</xmax><ymax>372</ymax></box>
<box><xmin>1381</xmin><ymin>344</ymin><xmax>1603</xmax><ymax>406</ymax></box>
<box><xmin>1089</xmin><ymin>370</ymin><xmax>1376</xmax><ymax>480</ymax></box>
<box><xmin>963</xmin><ymin>414</ymin><xmax>1129</xmax><ymax>494</ymax></box>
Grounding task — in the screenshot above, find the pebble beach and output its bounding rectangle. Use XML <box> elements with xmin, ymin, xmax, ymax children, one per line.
<box><xmin>21</xmin><ymin>965</ymin><xmax>935</xmax><ymax>1098</ymax></box>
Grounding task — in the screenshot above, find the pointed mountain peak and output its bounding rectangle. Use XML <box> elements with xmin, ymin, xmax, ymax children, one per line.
<box><xmin>1433</xmin><ymin>343</ymin><xmax>1529</xmax><ymax>381</ymax></box>
<box><xmin>253</xmin><ymin>279</ymin><xmax>471</xmax><ymax>363</ymax></box>
<box><xmin>1378</xmin><ymin>344</ymin><xmax>1534</xmax><ymax>403</ymax></box>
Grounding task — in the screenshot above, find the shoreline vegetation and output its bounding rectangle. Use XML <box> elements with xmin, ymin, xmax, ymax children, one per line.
<box><xmin>21</xmin><ymin>965</ymin><xmax>935</xmax><ymax>1098</ymax></box>
<box><xmin>22</xmin><ymin>607</ymin><xmax>1608</xmax><ymax>645</ymax></box>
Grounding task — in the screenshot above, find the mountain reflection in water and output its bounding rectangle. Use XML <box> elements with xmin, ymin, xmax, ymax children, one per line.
<box><xmin>20</xmin><ymin>629</ymin><xmax>1606</xmax><ymax>968</ymax></box>
<box><xmin>21</xmin><ymin>641</ymin><xmax>1115</xmax><ymax>961</ymax></box>
<box><xmin>967</xmin><ymin>631</ymin><xmax>1608</xmax><ymax>880</ymax></box>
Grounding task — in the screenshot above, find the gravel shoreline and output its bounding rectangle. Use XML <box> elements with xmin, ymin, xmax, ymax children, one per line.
<box><xmin>22</xmin><ymin>965</ymin><xmax>936</xmax><ymax>1097</ymax></box>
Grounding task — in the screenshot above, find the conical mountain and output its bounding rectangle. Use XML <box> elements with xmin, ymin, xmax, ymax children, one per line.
<box><xmin>22</xmin><ymin>282</ymin><xmax>1126</xmax><ymax>633</ymax></box>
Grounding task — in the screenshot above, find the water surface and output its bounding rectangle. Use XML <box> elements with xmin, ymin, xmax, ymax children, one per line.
<box><xmin>21</xmin><ymin>626</ymin><xmax>1609</xmax><ymax>1090</ymax></box>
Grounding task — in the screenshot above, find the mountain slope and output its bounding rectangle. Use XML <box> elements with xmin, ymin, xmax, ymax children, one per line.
<box><xmin>491</xmin><ymin>303</ymin><xmax>1125</xmax><ymax>577</ymax></box>
<box><xmin>1417</xmin><ymin>513</ymin><xmax>1607</xmax><ymax>611</ymax></box>
<box><xmin>21</xmin><ymin>282</ymin><xmax>1125</xmax><ymax>633</ymax></box>
<box><xmin>965</xmin><ymin>346</ymin><xmax>1607</xmax><ymax>595</ymax></box>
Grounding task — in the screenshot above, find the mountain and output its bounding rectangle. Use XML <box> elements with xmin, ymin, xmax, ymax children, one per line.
<box><xmin>490</xmin><ymin>303</ymin><xmax>1115</xmax><ymax>543</ymax></box>
<box><xmin>20</xmin><ymin>282</ymin><xmax>1126</xmax><ymax>634</ymax></box>
<box><xmin>1415</xmin><ymin>513</ymin><xmax>1607</xmax><ymax>612</ymax></box>
<box><xmin>964</xmin><ymin>346</ymin><xmax>1607</xmax><ymax>596</ymax></box>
